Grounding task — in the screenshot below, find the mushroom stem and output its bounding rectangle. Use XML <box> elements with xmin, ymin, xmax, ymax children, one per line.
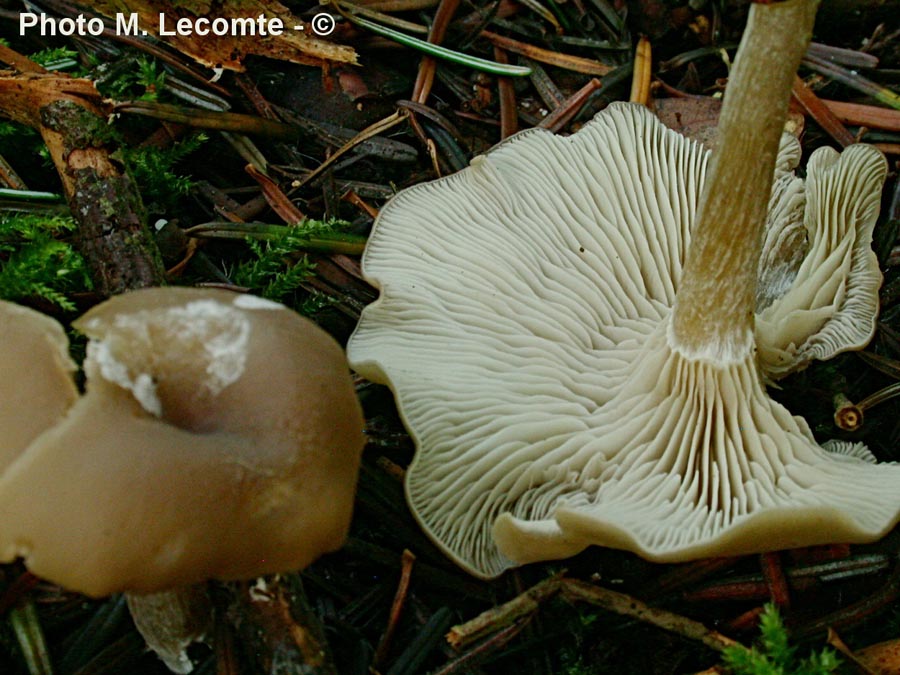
<box><xmin>125</xmin><ymin>587</ymin><xmax>212</xmax><ymax>674</ymax></box>
<box><xmin>670</xmin><ymin>0</ymin><xmax>820</xmax><ymax>360</ymax></box>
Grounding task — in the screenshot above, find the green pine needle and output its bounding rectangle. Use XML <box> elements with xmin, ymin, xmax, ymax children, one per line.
<box><xmin>339</xmin><ymin>10</ymin><xmax>532</xmax><ymax>77</ymax></box>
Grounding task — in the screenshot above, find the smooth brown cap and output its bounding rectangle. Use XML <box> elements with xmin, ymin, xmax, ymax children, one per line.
<box><xmin>0</xmin><ymin>288</ymin><xmax>365</xmax><ymax>596</ymax></box>
<box><xmin>0</xmin><ymin>301</ymin><xmax>77</xmax><ymax>473</ymax></box>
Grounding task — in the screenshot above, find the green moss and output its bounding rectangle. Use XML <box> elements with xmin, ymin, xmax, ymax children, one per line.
<box><xmin>231</xmin><ymin>220</ymin><xmax>350</xmax><ymax>313</ymax></box>
<box><xmin>0</xmin><ymin>212</ymin><xmax>92</xmax><ymax>310</ymax></box>
<box><xmin>722</xmin><ymin>605</ymin><xmax>840</xmax><ymax>675</ymax></box>
<box><xmin>98</xmin><ymin>56</ymin><xmax>166</xmax><ymax>101</ymax></box>
<box><xmin>121</xmin><ymin>133</ymin><xmax>207</xmax><ymax>214</ymax></box>
<box><xmin>28</xmin><ymin>46</ymin><xmax>79</xmax><ymax>71</ymax></box>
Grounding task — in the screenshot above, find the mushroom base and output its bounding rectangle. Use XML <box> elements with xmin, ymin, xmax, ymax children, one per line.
<box><xmin>491</xmin><ymin>321</ymin><xmax>900</xmax><ymax>567</ymax></box>
<box><xmin>126</xmin><ymin>587</ymin><xmax>212</xmax><ymax>674</ymax></box>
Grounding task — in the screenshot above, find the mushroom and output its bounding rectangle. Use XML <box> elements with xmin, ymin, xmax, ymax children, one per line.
<box><xmin>0</xmin><ymin>287</ymin><xmax>365</xmax><ymax>670</ymax></box>
<box><xmin>755</xmin><ymin>142</ymin><xmax>885</xmax><ymax>380</ymax></box>
<box><xmin>0</xmin><ymin>300</ymin><xmax>77</xmax><ymax>472</ymax></box>
<box><xmin>347</xmin><ymin>0</ymin><xmax>900</xmax><ymax>579</ymax></box>
<box><xmin>0</xmin><ymin>286</ymin><xmax>364</xmax><ymax>592</ymax></box>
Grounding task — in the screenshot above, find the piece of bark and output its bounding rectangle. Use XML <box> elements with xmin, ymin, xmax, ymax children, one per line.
<box><xmin>0</xmin><ymin>72</ymin><xmax>165</xmax><ymax>295</ymax></box>
<box><xmin>230</xmin><ymin>575</ymin><xmax>338</xmax><ymax>675</ymax></box>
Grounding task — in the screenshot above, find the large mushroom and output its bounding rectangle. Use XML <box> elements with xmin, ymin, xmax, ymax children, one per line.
<box><xmin>347</xmin><ymin>0</ymin><xmax>900</xmax><ymax>579</ymax></box>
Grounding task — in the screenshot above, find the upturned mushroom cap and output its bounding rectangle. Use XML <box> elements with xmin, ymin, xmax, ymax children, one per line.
<box><xmin>0</xmin><ymin>301</ymin><xmax>77</xmax><ymax>472</ymax></box>
<box><xmin>348</xmin><ymin>96</ymin><xmax>898</xmax><ymax>578</ymax></box>
<box><xmin>0</xmin><ymin>287</ymin><xmax>365</xmax><ymax>596</ymax></box>
<box><xmin>756</xmin><ymin>143</ymin><xmax>886</xmax><ymax>378</ymax></box>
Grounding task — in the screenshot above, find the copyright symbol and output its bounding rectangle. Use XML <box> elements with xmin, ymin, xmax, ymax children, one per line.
<box><xmin>310</xmin><ymin>13</ymin><xmax>336</xmax><ymax>36</ymax></box>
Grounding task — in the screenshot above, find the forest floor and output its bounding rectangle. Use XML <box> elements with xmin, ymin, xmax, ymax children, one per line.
<box><xmin>3</xmin><ymin>0</ymin><xmax>900</xmax><ymax>673</ymax></box>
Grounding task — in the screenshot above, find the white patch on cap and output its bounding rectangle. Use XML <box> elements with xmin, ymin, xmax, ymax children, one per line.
<box><xmin>171</xmin><ymin>300</ymin><xmax>251</xmax><ymax>395</ymax></box>
<box><xmin>232</xmin><ymin>294</ymin><xmax>284</xmax><ymax>311</ymax></box>
<box><xmin>88</xmin><ymin>340</ymin><xmax>163</xmax><ymax>417</ymax></box>
<box><xmin>88</xmin><ymin>299</ymin><xmax>254</xmax><ymax>413</ymax></box>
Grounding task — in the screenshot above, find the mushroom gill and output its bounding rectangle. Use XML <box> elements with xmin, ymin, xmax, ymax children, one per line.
<box><xmin>348</xmin><ymin>0</ymin><xmax>900</xmax><ymax>579</ymax></box>
<box><xmin>756</xmin><ymin>143</ymin><xmax>886</xmax><ymax>379</ymax></box>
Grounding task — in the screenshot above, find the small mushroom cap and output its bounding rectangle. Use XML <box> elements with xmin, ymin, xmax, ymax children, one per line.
<box><xmin>0</xmin><ymin>301</ymin><xmax>77</xmax><ymax>472</ymax></box>
<box><xmin>0</xmin><ymin>288</ymin><xmax>365</xmax><ymax>596</ymax></box>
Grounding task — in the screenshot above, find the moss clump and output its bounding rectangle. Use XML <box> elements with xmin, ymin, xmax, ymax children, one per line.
<box><xmin>231</xmin><ymin>220</ymin><xmax>350</xmax><ymax>312</ymax></box>
<box><xmin>722</xmin><ymin>605</ymin><xmax>840</xmax><ymax>675</ymax></box>
<box><xmin>0</xmin><ymin>212</ymin><xmax>91</xmax><ymax>310</ymax></box>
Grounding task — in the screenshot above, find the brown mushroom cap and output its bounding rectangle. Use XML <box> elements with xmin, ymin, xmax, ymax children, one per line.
<box><xmin>0</xmin><ymin>301</ymin><xmax>77</xmax><ymax>472</ymax></box>
<box><xmin>0</xmin><ymin>288</ymin><xmax>364</xmax><ymax>597</ymax></box>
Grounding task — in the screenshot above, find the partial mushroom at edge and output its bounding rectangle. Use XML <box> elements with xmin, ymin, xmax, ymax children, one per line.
<box><xmin>0</xmin><ymin>300</ymin><xmax>78</xmax><ymax>473</ymax></box>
